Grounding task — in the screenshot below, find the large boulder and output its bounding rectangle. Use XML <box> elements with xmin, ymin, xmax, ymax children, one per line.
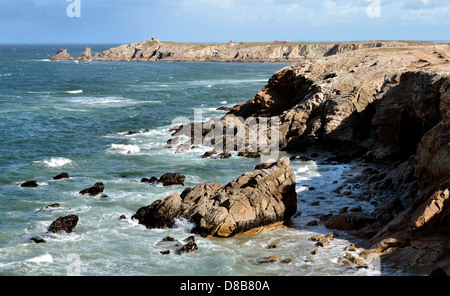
<box><xmin>133</xmin><ymin>158</ymin><xmax>297</xmax><ymax>237</ymax></box>
<box><xmin>158</xmin><ymin>173</ymin><xmax>186</xmax><ymax>186</ymax></box>
<box><xmin>48</xmin><ymin>215</ymin><xmax>79</xmax><ymax>234</ymax></box>
<box><xmin>79</xmin><ymin>182</ymin><xmax>105</xmax><ymax>196</ymax></box>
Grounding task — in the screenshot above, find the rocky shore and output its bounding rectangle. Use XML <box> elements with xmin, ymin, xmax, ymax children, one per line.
<box><xmin>49</xmin><ymin>39</ymin><xmax>433</xmax><ymax>63</ymax></box>
<box><xmin>44</xmin><ymin>40</ymin><xmax>450</xmax><ymax>274</ymax></box>
<box><xmin>168</xmin><ymin>43</ymin><xmax>450</xmax><ymax>272</ymax></box>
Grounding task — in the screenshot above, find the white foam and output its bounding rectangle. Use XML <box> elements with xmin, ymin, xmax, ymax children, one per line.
<box><xmin>26</xmin><ymin>253</ymin><xmax>53</xmax><ymax>264</ymax></box>
<box><xmin>66</xmin><ymin>90</ymin><xmax>83</xmax><ymax>94</ymax></box>
<box><xmin>109</xmin><ymin>144</ymin><xmax>141</xmax><ymax>154</ymax></box>
<box><xmin>34</xmin><ymin>157</ymin><xmax>73</xmax><ymax>167</ymax></box>
<box><xmin>0</xmin><ymin>73</ymin><xmax>12</xmax><ymax>77</ymax></box>
<box><xmin>220</xmin><ymin>101</ymin><xmax>228</xmax><ymax>105</ymax></box>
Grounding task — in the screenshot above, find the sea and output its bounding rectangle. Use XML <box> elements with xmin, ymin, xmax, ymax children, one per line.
<box><xmin>0</xmin><ymin>44</ymin><xmax>405</xmax><ymax>276</ymax></box>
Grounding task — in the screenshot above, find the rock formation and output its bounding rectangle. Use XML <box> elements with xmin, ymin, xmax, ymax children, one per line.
<box><xmin>49</xmin><ymin>49</ymin><xmax>74</xmax><ymax>61</ymax></box>
<box><xmin>49</xmin><ymin>40</ymin><xmax>433</xmax><ymax>63</ymax></box>
<box><xmin>169</xmin><ymin>43</ymin><xmax>450</xmax><ymax>271</ymax></box>
<box><xmin>132</xmin><ymin>158</ymin><xmax>297</xmax><ymax>238</ymax></box>
<box><xmin>48</xmin><ymin>215</ymin><xmax>79</xmax><ymax>234</ymax></box>
<box><xmin>77</xmin><ymin>47</ymin><xmax>93</xmax><ymax>62</ymax></box>
<box><xmin>79</xmin><ymin>182</ymin><xmax>105</xmax><ymax>196</ymax></box>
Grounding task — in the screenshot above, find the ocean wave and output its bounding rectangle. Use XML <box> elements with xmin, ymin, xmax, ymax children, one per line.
<box><xmin>108</xmin><ymin>144</ymin><xmax>141</xmax><ymax>154</ymax></box>
<box><xmin>68</xmin><ymin>96</ymin><xmax>160</xmax><ymax>107</ymax></box>
<box><xmin>33</xmin><ymin>157</ymin><xmax>73</xmax><ymax>167</ymax></box>
<box><xmin>66</xmin><ymin>90</ymin><xmax>83</xmax><ymax>94</ymax></box>
<box><xmin>26</xmin><ymin>253</ymin><xmax>53</xmax><ymax>264</ymax></box>
<box><xmin>0</xmin><ymin>73</ymin><xmax>12</xmax><ymax>77</ymax></box>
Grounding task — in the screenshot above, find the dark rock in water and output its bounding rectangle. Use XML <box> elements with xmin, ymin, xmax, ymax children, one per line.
<box><xmin>177</xmin><ymin>241</ymin><xmax>198</xmax><ymax>255</ymax></box>
<box><xmin>290</xmin><ymin>155</ymin><xmax>312</xmax><ymax>162</ymax></box>
<box><xmin>79</xmin><ymin>182</ymin><xmax>105</xmax><ymax>196</ymax></box>
<box><xmin>53</xmin><ymin>172</ymin><xmax>70</xmax><ymax>180</ymax></box>
<box><xmin>259</xmin><ymin>256</ymin><xmax>281</xmax><ymax>264</ymax></box>
<box><xmin>47</xmin><ymin>203</ymin><xmax>61</xmax><ymax>209</ymax></box>
<box><xmin>119</xmin><ymin>215</ymin><xmax>127</xmax><ymax>220</ymax></box>
<box><xmin>163</xmin><ymin>237</ymin><xmax>175</xmax><ymax>242</ymax></box>
<box><xmin>21</xmin><ymin>181</ymin><xmax>38</xmax><ymax>188</ymax></box>
<box><xmin>48</xmin><ymin>215</ymin><xmax>79</xmax><ymax>234</ymax></box>
<box><xmin>158</xmin><ymin>173</ymin><xmax>186</xmax><ymax>186</ymax></box>
<box><xmin>238</xmin><ymin>152</ymin><xmax>261</xmax><ymax>158</ymax></box>
<box><xmin>325</xmin><ymin>213</ymin><xmax>376</xmax><ymax>231</ymax></box>
<box><xmin>160</xmin><ymin>250</ymin><xmax>170</xmax><ymax>255</ymax></box>
<box><xmin>201</xmin><ymin>150</ymin><xmax>217</xmax><ymax>159</ymax></box>
<box><xmin>141</xmin><ymin>177</ymin><xmax>158</xmax><ymax>183</ymax></box>
<box><xmin>30</xmin><ymin>236</ymin><xmax>47</xmax><ymax>244</ymax></box>
<box><xmin>132</xmin><ymin>193</ymin><xmax>183</xmax><ymax>229</ymax></box>
<box><xmin>306</xmin><ymin>220</ymin><xmax>319</xmax><ymax>227</ymax></box>
<box><xmin>302</xmin><ymin>185</ymin><xmax>315</xmax><ymax>191</ymax></box>
<box><xmin>184</xmin><ymin>236</ymin><xmax>196</xmax><ymax>243</ymax></box>
<box><xmin>217</xmin><ymin>152</ymin><xmax>232</xmax><ymax>159</ymax></box>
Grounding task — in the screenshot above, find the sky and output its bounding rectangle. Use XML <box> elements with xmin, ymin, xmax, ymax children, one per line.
<box><xmin>0</xmin><ymin>0</ymin><xmax>449</xmax><ymax>44</ymax></box>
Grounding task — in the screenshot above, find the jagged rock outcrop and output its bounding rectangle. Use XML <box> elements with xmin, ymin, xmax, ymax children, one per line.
<box><xmin>132</xmin><ymin>158</ymin><xmax>297</xmax><ymax>238</ymax></box>
<box><xmin>169</xmin><ymin>43</ymin><xmax>450</xmax><ymax>272</ymax></box>
<box><xmin>77</xmin><ymin>47</ymin><xmax>93</xmax><ymax>62</ymax></box>
<box><xmin>49</xmin><ymin>49</ymin><xmax>74</xmax><ymax>61</ymax></box>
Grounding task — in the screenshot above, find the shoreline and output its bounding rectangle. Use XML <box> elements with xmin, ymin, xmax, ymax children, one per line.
<box><xmin>48</xmin><ymin>40</ymin><xmax>438</xmax><ymax>63</ymax></box>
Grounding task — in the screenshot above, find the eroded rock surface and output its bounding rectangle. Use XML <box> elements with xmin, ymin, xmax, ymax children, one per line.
<box><xmin>133</xmin><ymin>158</ymin><xmax>297</xmax><ymax>238</ymax></box>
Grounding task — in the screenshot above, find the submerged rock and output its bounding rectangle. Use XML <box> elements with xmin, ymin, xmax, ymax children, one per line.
<box><xmin>133</xmin><ymin>158</ymin><xmax>297</xmax><ymax>238</ymax></box>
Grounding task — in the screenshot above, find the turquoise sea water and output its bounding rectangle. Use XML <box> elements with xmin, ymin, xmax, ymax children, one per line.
<box><xmin>0</xmin><ymin>45</ymin><xmax>401</xmax><ymax>276</ymax></box>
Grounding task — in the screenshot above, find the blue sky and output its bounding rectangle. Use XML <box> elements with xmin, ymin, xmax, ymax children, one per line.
<box><xmin>0</xmin><ymin>0</ymin><xmax>449</xmax><ymax>44</ymax></box>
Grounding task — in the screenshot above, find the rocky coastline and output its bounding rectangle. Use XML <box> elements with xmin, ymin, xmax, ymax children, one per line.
<box><xmin>43</xmin><ymin>41</ymin><xmax>450</xmax><ymax>275</ymax></box>
<box><xmin>49</xmin><ymin>39</ymin><xmax>434</xmax><ymax>63</ymax></box>
<box><xmin>167</xmin><ymin>43</ymin><xmax>450</xmax><ymax>273</ymax></box>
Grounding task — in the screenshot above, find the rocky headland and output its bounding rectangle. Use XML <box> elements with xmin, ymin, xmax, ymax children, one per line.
<box><xmin>49</xmin><ymin>39</ymin><xmax>433</xmax><ymax>63</ymax></box>
<box><xmin>47</xmin><ymin>39</ymin><xmax>449</xmax><ymax>274</ymax></box>
<box><xmin>167</xmin><ymin>43</ymin><xmax>450</xmax><ymax>273</ymax></box>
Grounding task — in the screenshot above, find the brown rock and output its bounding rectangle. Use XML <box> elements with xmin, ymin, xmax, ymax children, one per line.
<box><xmin>177</xmin><ymin>241</ymin><xmax>198</xmax><ymax>255</ymax></box>
<box><xmin>49</xmin><ymin>49</ymin><xmax>74</xmax><ymax>61</ymax></box>
<box><xmin>325</xmin><ymin>213</ymin><xmax>376</xmax><ymax>231</ymax></box>
<box><xmin>80</xmin><ymin>182</ymin><xmax>105</xmax><ymax>196</ymax></box>
<box><xmin>53</xmin><ymin>173</ymin><xmax>70</xmax><ymax>180</ymax></box>
<box><xmin>158</xmin><ymin>173</ymin><xmax>186</xmax><ymax>186</ymax></box>
<box><xmin>48</xmin><ymin>215</ymin><xmax>79</xmax><ymax>234</ymax></box>
<box><xmin>132</xmin><ymin>158</ymin><xmax>297</xmax><ymax>238</ymax></box>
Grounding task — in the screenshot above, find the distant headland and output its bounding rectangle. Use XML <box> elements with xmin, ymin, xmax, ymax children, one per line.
<box><xmin>49</xmin><ymin>37</ymin><xmax>436</xmax><ymax>63</ymax></box>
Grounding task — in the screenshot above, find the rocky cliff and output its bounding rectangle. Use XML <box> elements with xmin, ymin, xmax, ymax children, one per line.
<box><xmin>169</xmin><ymin>43</ymin><xmax>450</xmax><ymax>272</ymax></box>
<box><xmin>49</xmin><ymin>40</ymin><xmax>433</xmax><ymax>63</ymax></box>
